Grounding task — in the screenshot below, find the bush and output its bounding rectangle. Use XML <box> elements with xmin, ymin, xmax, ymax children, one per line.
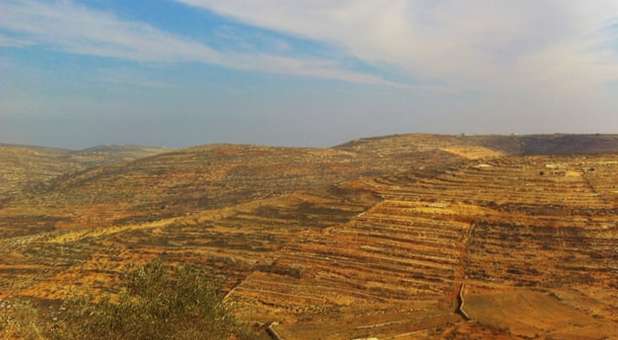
<box><xmin>50</xmin><ymin>260</ymin><xmax>252</xmax><ymax>340</ymax></box>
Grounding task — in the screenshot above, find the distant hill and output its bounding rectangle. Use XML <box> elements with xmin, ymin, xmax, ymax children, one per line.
<box><xmin>336</xmin><ymin>133</ymin><xmax>618</xmax><ymax>156</ymax></box>
<box><xmin>518</xmin><ymin>134</ymin><xmax>618</xmax><ymax>154</ymax></box>
<box><xmin>4</xmin><ymin>133</ymin><xmax>618</xmax><ymax>233</ymax></box>
<box><xmin>0</xmin><ymin>144</ymin><xmax>170</xmax><ymax>197</ymax></box>
<box><xmin>70</xmin><ymin>144</ymin><xmax>174</xmax><ymax>167</ymax></box>
<box><xmin>335</xmin><ymin>133</ymin><xmax>521</xmax><ymax>157</ymax></box>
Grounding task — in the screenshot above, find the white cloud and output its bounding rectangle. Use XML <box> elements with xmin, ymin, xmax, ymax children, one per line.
<box><xmin>2</xmin><ymin>0</ymin><xmax>618</xmax><ymax>126</ymax></box>
<box><xmin>0</xmin><ymin>0</ymin><xmax>392</xmax><ymax>85</ymax></box>
<box><xmin>177</xmin><ymin>0</ymin><xmax>618</xmax><ymax>111</ymax></box>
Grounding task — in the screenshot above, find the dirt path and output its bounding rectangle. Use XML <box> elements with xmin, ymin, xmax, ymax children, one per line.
<box><xmin>453</xmin><ymin>222</ymin><xmax>475</xmax><ymax>320</ymax></box>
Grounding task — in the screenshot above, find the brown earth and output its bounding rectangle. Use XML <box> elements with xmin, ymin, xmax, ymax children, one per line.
<box><xmin>1</xmin><ymin>134</ymin><xmax>618</xmax><ymax>339</ymax></box>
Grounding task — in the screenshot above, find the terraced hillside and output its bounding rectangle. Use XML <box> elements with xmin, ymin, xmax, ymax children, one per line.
<box><xmin>0</xmin><ymin>181</ymin><xmax>377</xmax><ymax>301</ymax></box>
<box><xmin>0</xmin><ymin>142</ymin><xmax>465</xmax><ymax>237</ymax></box>
<box><xmin>7</xmin><ymin>134</ymin><xmax>617</xmax><ymax>237</ymax></box>
<box><xmin>1</xmin><ymin>134</ymin><xmax>618</xmax><ymax>339</ymax></box>
<box><xmin>338</xmin><ymin>133</ymin><xmax>618</xmax><ymax>157</ymax></box>
<box><xmin>226</xmin><ymin>155</ymin><xmax>618</xmax><ymax>338</ymax></box>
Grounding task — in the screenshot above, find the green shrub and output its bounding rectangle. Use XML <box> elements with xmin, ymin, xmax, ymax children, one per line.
<box><xmin>50</xmin><ymin>260</ymin><xmax>252</xmax><ymax>340</ymax></box>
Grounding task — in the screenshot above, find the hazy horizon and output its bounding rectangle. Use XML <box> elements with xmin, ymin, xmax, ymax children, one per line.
<box><xmin>6</xmin><ymin>132</ymin><xmax>618</xmax><ymax>152</ymax></box>
<box><xmin>2</xmin><ymin>1</ymin><xmax>618</xmax><ymax>149</ymax></box>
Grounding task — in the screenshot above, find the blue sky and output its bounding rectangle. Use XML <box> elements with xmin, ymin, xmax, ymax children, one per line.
<box><xmin>1</xmin><ymin>1</ymin><xmax>618</xmax><ymax>149</ymax></box>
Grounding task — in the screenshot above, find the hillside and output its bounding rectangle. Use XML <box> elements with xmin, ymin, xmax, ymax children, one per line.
<box><xmin>1</xmin><ymin>134</ymin><xmax>618</xmax><ymax>339</ymax></box>
<box><xmin>227</xmin><ymin>154</ymin><xmax>618</xmax><ymax>338</ymax></box>
<box><xmin>0</xmin><ymin>143</ymin><xmax>463</xmax><ymax>237</ymax></box>
<box><xmin>0</xmin><ymin>144</ymin><xmax>82</xmax><ymax>198</ymax></box>
<box><xmin>68</xmin><ymin>144</ymin><xmax>173</xmax><ymax>167</ymax></box>
<box><xmin>8</xmin><ymin>133</ymin><xmax>618</xmax><ymax>236</ymax></box>
<box><xmin>519</xmin><ymin>134</ymin><xmax>618</xmax><ymax>154</ymax></box>
<box><xmin>337</xmin><ymin>133</ymin><xmax>618</xmax><ymax>156</ymax></box>
<box><xmin>0</xmin><ymin>144</ymin><xmax>170</xmax><ymax>198</ymax></box>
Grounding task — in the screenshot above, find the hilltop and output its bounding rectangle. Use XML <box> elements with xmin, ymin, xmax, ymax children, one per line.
<box><xmin>337</xmin><ymin>133</ymin><xmax>618</xmax><ymax>155</ymax></box>
<box><xmin>4</xmin><ymin>133</ymin><xmax>617</xmax><ymax>204</ymax></box>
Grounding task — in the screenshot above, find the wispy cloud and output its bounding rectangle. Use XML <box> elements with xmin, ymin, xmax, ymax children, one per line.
<box><xmin>177</xmin><ymin>0</ymin><xmax>618</xmax><ymax>101</ymax></box>
<box><xmin>0</xmin><ymin>32</ymin><xmax>31</xmax><ymax>47</ymax></box>
<box><xmin>0</xmin><ymin>0</ymin><xmax>393</xmax><ymax>85</ymax></box>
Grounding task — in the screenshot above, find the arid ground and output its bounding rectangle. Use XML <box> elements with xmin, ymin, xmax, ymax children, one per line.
<box><xmin>1</xmin><ymin>134</ymin><xmax>618</xmax><ymax>339</ymax></box>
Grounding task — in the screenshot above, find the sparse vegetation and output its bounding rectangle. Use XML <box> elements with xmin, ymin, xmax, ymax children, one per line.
<box><xmin>1</xmin><ymin>261</ymin><xmax>255</xmax><ymax>340</ymax></box>
<box><xmin>3</xmin><ymin>134</ymin><xmax>618</xmax><ymax>338</ymax></box>
<box><xmin>52</xmin><ymin>260</ymin><xmax>252</xmax><ymax>340</ymax></box>
<box><xmin>0</xmin><ymin>299</ymin><xmax>46</xmax><ymax>340</ymax></box>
